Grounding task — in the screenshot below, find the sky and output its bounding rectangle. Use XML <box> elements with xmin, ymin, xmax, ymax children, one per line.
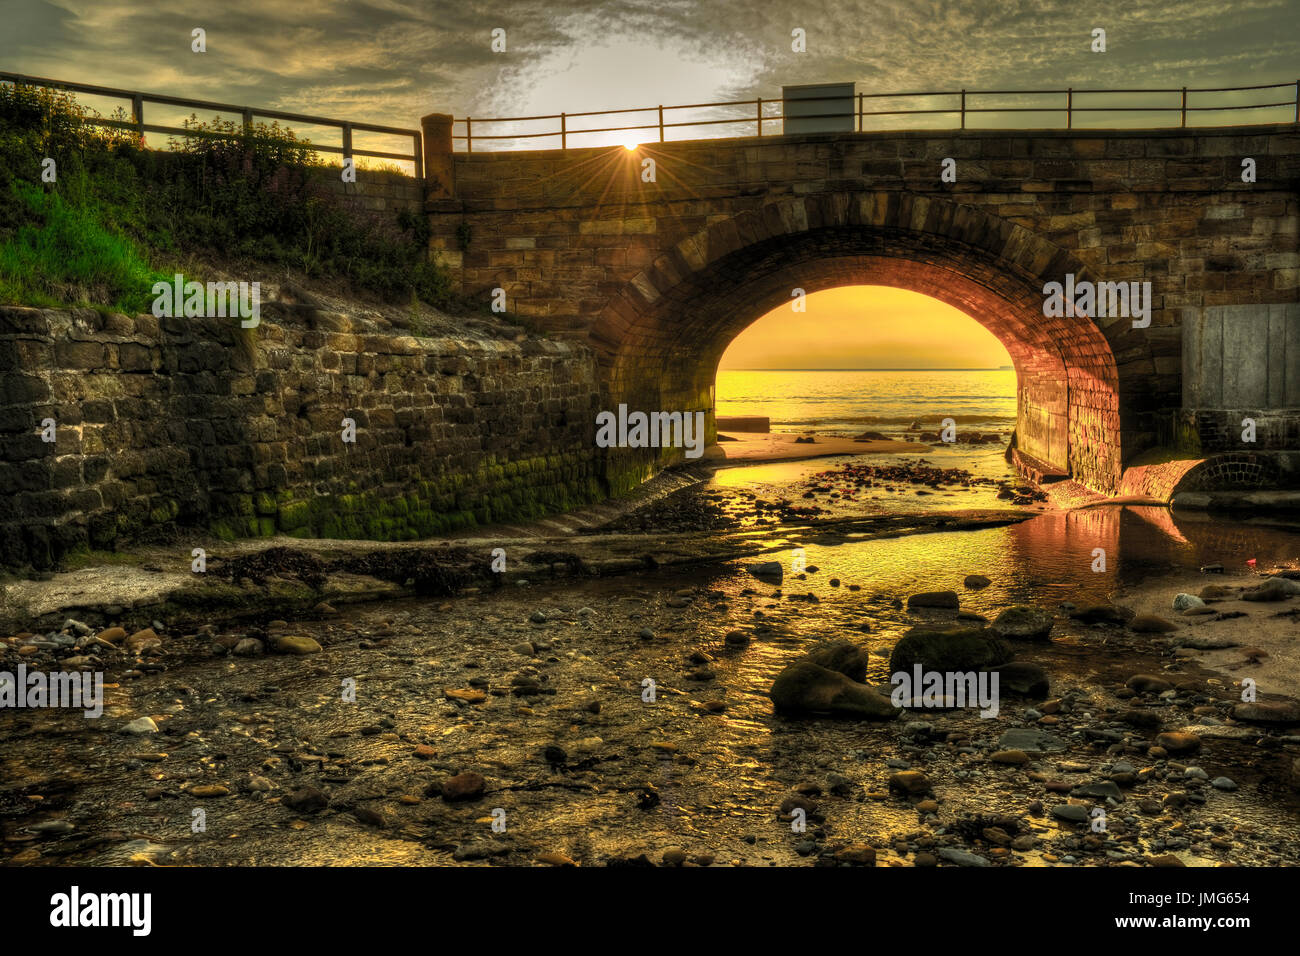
<box><xmin>4</xmin><ymin>0</ymin><xmax>1296</xmax><ymax>368</ymax></box>
<box><xmin>718</xmin><ymin>287</ymin><xmax>1013</xmax><ymax>369</ymax></box>
<box><xmin>4</xmin><ymin>0</ymin><xmax>1298</xmax><ymax>142</ymax></box>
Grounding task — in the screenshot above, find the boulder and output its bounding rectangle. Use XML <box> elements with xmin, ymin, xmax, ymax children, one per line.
<box><xmin>907</xmin><ymin>590</ymin><xmax>960</xmax><ymax>609</ymax></box>
<box><xmin>1071</xmin><ymin>604</ymin><xmax>1136</xmax><ymax>625</ymax></box>
<box><xmin>985</xmin><ymin>661</ymin><xmax>1049</xmax><ymax>698</ymax></box>
<box><xmin>889</xmin><ymin>626</ymin><xmax>1012</xmax><ymax>674</ymax></box>
<box><xmin>770</xmin><ymin>660</ymin><xmax>897</xmax><ymax>720</ymax></box>
<box><xmin>1126</xmin><ymin>674</ymin><xmax>1174</xmax><ymax>694</ymax></box>
<box><xmin>1241</xmin><ymin>577</ymin><xmax>1300</xmax><ymax>602</ymax></box>
<box><xmin>1198</xmin><ymin>585</ymin><xmax>1237</xmax><ymax>601</ymax></box>
<box><xmin>1231</xmin><ymin>700</ymin><xmax>1300</xmax><ymax>726</ymax></box>
<box><xmin>991</xmin><ymin>605</ymin><xmax>1054</xmax><ymax>641</ymax></box>
<box><xmin>1172</xmin><ymin>593</ymin><xmax>1206</xmax><ymax>612</ymax></box>
<box><xmin>804</xmin><ymin>640</ymin><xmax>869</xmax><ymax>682</ymax></box>
<box><xmin>1129</xmin><ymin>615</ymin><xmax>1178</xmax><ymax>633</ymax></box>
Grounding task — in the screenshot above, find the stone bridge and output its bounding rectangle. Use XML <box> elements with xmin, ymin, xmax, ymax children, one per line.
<box><xmin>420</xmin><ymin>117</ymin><xmax>1300</xmax><ymax>499</ymax></box>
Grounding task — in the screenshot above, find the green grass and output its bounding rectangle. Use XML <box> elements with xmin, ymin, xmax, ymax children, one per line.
<box><xmin>0</xmin><ymin>181</ymin><xmax>167</xmax><ymax>312</ymax></box>
<box><xmin>0</xmin><ymin>83</ymin><xmax>457</xmax><ymax>313</ymax></box>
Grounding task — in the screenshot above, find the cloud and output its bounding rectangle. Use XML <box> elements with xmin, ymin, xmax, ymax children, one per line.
<box><xmin>2</xmin><ymin>0</ymin><xmax>1295</xmax><ymax>138</ymax></box>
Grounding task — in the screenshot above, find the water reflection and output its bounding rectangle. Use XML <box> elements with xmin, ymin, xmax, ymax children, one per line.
<box><xmin>754</xmin><ymin>506</ymin><xmax>1300</xmax><ymax>624</ymax></box>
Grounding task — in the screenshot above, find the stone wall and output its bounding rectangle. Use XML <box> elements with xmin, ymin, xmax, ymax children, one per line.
<box><xmin>315</xmin><ymin>166</ymin><xmax>425</xmax><ymax>217</ymax></box>
<box><xmin>0</xmin><ymin>306</ymin><xmax>600</xmax><ymax>570</ymax></box>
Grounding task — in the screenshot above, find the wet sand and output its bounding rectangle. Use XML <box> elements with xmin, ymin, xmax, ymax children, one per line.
<box><xmin>710</xmin><ymin>432</ymin><xmax>924</xmax><ymax>462</ymax></box>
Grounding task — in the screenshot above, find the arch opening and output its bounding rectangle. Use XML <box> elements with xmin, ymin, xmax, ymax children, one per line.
<box><xmin>715</xmin><ymin>286</ymin><xmax>1015</xmax><ymax>442</ymax></box>
<box><xmin>592</xmin><ymin>200</ymin><xmax>1126</xmax><ymax>497</ymax></box>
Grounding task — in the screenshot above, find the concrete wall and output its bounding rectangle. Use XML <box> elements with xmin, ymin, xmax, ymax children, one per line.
<box><xmin>0</xmin><ymin>306</ymin><xmax>600</xmax><ymax>570</ymax></box>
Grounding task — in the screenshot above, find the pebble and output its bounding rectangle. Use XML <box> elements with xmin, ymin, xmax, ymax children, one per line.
<box><xmin>271</xmin><ymin>635</ymin><xmax>322</xmax><ymax>655</ymax></box>
<box><xmin>120</xmin><ymin>717</ymin><xmax>158</xmax><ymax>735</ymax></box>
<box><xmin>441</xmin><ymin>772</ymin><xmax>486</xmax><ymax>802</ymax></box>
<box><xmin>282</xmin><ymin>787</ymin><xmax>328</xmax><ymax>813</ymax></box>
<box><xmin>1155</xmin><ymin>731</ymin><xmax>1202</xmax><ymax>754</ymax></box>
<box><xmin>937</xmin><ymin>847</ymin><xmax>989</xmax><ymax>867</ymax></box>
<box><xmin>888</xmin><ymin>771</ymin><xmax>931</xmax><ymax>795</ymax></box>
<box><xmin>190</xmin><ymin>785</ymin><xmax>229</xmax><ymax>798</ymax></box>
<box><xmin>1051</xmin><ymin>804</ymin><xmax>1090</xmax><ymax>823</ymax></box>
<box><xmin>990</xmin><ymin>749</ymin><xmax>1031</xmax><ymax>765</ymax></box>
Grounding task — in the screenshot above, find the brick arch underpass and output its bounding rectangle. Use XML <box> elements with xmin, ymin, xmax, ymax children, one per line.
<box><xmin>590</xmin><ymin>195</ymin><xmax>1134</xmax><ymax>495</ymax></box>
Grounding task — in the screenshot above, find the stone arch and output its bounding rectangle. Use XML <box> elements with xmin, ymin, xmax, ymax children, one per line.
<box><xmin>590</xmin><ymin>191</ymin><xmax>1149</xmax><ymax>496</ymax></box>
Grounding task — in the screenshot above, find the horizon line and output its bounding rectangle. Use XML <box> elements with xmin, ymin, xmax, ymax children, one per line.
<box><xmin>718</xmin><ymin>366</ymin><xmax>1014</xmax><ymax>371</ymax></box>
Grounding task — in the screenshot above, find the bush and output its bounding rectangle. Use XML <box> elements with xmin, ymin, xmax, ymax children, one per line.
<box><xmin>0</xmin><ymin>83</ymin><xmax>455</xmax><ymax>311</ymax></box>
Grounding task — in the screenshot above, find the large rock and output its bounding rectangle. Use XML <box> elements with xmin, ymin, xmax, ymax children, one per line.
<box><xmin>1129</xmin><ymin>615</ymin><xmax>1178</xmax><ymax>633</ymax></box>
<box><xmin>1172</xmin><ymin>593</ymin><xmax>1206</xmax><ymax>612</ymax></box>
<box><xmin>770</xmin><ymin>660</ymin><xmax>897</xmax><ymax>720</ymax></box>
<box><xmin>1241</xmin><ymin>577</ymin><xmax>1300</xmax><ymax>602</ymax></box>
<box><xmin>1231</xmin><ymin>700</ymin><xmax>1300</xmax><ymax>725</ymax></box>
<box><xmin>907</xmin><ymin>590</ymin><xmax>960</xmax><ymax>609</ymax></box>
<box><xmin>271</xmin><ymin>635</ymin><xmax>322</xmax><ymax>655</ymax></box>
<box><xmin>984</xmin><ymin>661</ymin><xmax>1049</xmax><ymax>698</ymax></box>
<box><xmin>889</xmin><ymin>627</ymin><xmax>1012</xmax><ymax>675</ymax></box>
<box><xmin>749</xmin><ymin>562</ymin><xmax>783</xmax><ymax>583</ymax></box>
<box><xmin>1071</xmin><ymin>604</ymin><xmax>1136</xmax><ymax>625</ymax></box>
<box><xmin>804</xmin><ymin>640</ymin><xmax>869</xmax><ymax>682</ymax></box>
<box><xmin>991</xmin><ymin>605</ymin><xmax>1054</xmax><ymax>641</ymax></box>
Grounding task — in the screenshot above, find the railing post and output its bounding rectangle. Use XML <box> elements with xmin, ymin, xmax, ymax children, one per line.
<box><xmin>242</xmin><ymin>108</ymin><xmax>253</xmax><ymax>131</ymax></box>
<box><xmin>342</xmin><ymin>122</ymin><xmax>352</xmax><ymax>167</ymax></box>
<box><xmin>466</xmin><ymin>116</ymin><xmax>472</xmax><ymax>153</ymax></box>
<box><xmin>659</xmin><ymin>105</ymin><xmax>665</xmax><ymax>142</ymax></box>
<box><xmin>960</xmin><ymin>89</ymin><xmax>966</xmax><ymax>129</ymax></box>
<box><xmin>1066</xmin><ymin>87</ymin><xmax>1072</xmax><ymax>129</ymax></box>
<box><xmin>857</xmin><ymin>92</ymin><xmax>863</xmax><ymax>131</ymax></box>
<box><xmin>560</xmin><ymin>112</ymin><xmax>566</xmax><ymax>150</ymax></box>
<box><xmin>413</xmin><ymin>131</ymin><xmax>423</xmax><ymax>181</ymax></box>
<box><xmin>420</xmin><ymin>113</ymin><xmax>454</xmax><ymax>198</ymax></box>
<box><xmin>756</xmin><ymin>98</ymin><xmax>762</xmax><ymax>137</ymax></box>
<box><xmin>1295</xmin><ymin>80</ymin><xmax>1299</xmax><ymax>124</ymax></box>
<box><xmin>1181</xmin><ymin>87</ymin><xmax>1187</xmax><ymax>128</ymax></box>
<box><xmin>132</xmin><ymin>93</ymin><xmax>144</xmax><ymax>131</ymax></box>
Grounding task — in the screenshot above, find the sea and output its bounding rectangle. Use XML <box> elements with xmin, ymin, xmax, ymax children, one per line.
<box><xmin>714</xmin><ymin>368</ymin><xmax>1016</xmax><ymax>434</ymax></box>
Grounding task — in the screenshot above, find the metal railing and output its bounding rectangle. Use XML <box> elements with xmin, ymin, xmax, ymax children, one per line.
<box><xmin>0</xmin><ymin>71</ymin><xmax>424</xmax><ymax>178</ymax></box>
<box><xmin>453</xmin><ymin>81</ymin><xmax>1300</xmax><ymax>152</ymax></box>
